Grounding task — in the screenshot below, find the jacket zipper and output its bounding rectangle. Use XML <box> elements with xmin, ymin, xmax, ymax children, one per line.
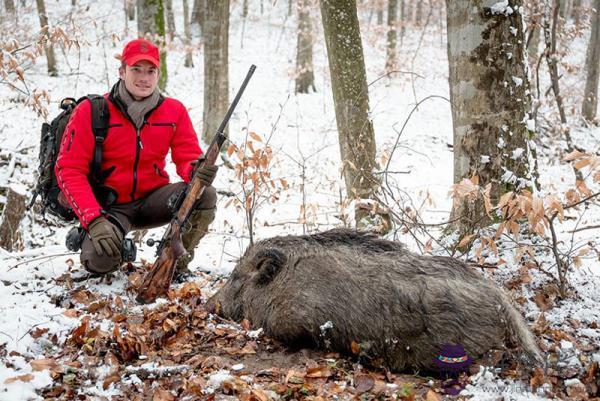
<box><xmin>66</xmin><ymin>129</ymin><xmax>75</xmax><ymax>151</ymax></box>
<box><xmin>130</xmin><ymin>127</ymin><xmax>143</xmax><ymax>201</ymax></box>
<box><xmin>150</xmin><ymin>122</ymin><xmax>176</xmax><ymax>127</ymax></box>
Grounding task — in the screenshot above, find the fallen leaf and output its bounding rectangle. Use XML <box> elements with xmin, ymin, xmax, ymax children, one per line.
<box><xmin>425</xmin><ymin>389</ymin><xmax>442</xmax><ymax>401</ymax></box>
<box><xmin>354</xmin><ymin>374</ymin><xmax>374</xmax><ymax>393</ymax></box>
<box><xmin>102</xmin><ymin>373</ymin><xmax>120</xmax><ymax>390</ymax></box>
<box><xmin>4</xmin><ymin>374</ymin><xmax>34</xmax><ymax>384</ymax></box>
<box><xmin>351</xmin><ymin>341</ymin><xmax>360</xmax><ymax>354</ymax></box>
<box><xmin>153</xmin><ymin>388</ymin><xmax>175</xmax><ymax>401</ymax></box>
<box><xmin>306</xmin><ymin>366</ymin><xmax>332</xmax><ymax>378</ymax></box>
<box><xmin>31</xmin><ymin>327</ymin><xmax>49</xmax><ymax>339</ymax></box>
<box><xmin>30</xmin><ymin>358</ymin><xmax>62</xmax><ymax>373</ymax></box>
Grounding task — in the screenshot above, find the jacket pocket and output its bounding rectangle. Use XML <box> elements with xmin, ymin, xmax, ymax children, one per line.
<box><xmin>153</xmin><ymin>163</ymin><xmax>168</xmax><ymax>178</ymax></box>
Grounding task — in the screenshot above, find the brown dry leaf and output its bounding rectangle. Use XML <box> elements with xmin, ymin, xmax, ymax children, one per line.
<box><xmin>564</xmin><ymin>149</ymin><xmax>587</xmax><ymax>161</ymax></box>
<box><xmin>249</xmin><ymin>132</ymin><xmax>263</xmax><ymax>142</ymax></box>
<box><xmin>573</xmin><ymin>157</ymin><xmax>591</xmax><ymax>170</ymax></box>
<box><xmin>62</xmin><ymin>309</ymin><xmax>79</xmax><ymax>318</ymax></box>
<box><xmin>354</xmin><ymin>374</ymin><xmax>375</xmax><ymax>393</ymax></box>
<box><xmin>4</xmin><ymin>373</ymin><xmax>35</xmax><ymax>384</ymax></box>
<box><xmin>532</xmin><ymin>313</ymin><xmax>549</xmax><ymax>335</ymax></box>
<box><xmin>529</xmin><ymin>367</ymin><xmax>546</xmax><ymax>391</ymax></box>
<box><xmin>241</xmin><ymin>319</ymin><xmax>251</xmax><ymax>331</ymax></box>
<box><xmin>306</xmin><ymin>366</ymin><xmax>332</xmax><ymax>379</ymax></box>
<box><xmin>425</xmin><ymin>389</ymin><xmax>443</xmax><ymax>401</ymax></box>
<box><xmin>239</xmin><ymin>342</ymin><xmax>257</xmax><ymax>355</ymax></box>
<box><xmin>351</xmin><ymin>341</ymin><xmax>360</xmax><ymax>354</ymax></box>
<box><xmin>534</xmin><ymin>292</ymin><xmax>552</xmax><ymax>312</ymax></box>
<box><xmin>30</xmin><ymin>358</ymin><xmax>62</xmax><ymax>373</ymax></box>
<box><xmin>153</xmin><ymin>388</ymin><xmax>175</xmax><ymax>401</ymax></box>
<box><xmin>593</xmin><ymin>171</ymin><xmax>600</xmax><ymax>183</ymax></box>
<box><xmin>102</xmin><ymin>373</ymin><xmax>120</xmax><ymax>390</ymax></box>
<box><xmin>31</xmin><ymin>327</ymin><xmax>49</xmax><ymax>339</ymax></box>
<box><xmin>250</xmin><ymin>388</ymin><xmax>271</xmax><ymax>401</ymax></box>
<box><xmin>576</xmin><ymin>179</ymin><xmax>592</xmax><ymax>197</ymax></box>
<box><xmin>285</xmin><ymin>369</ymin><xmax>305</xmax><ymax>384</ymax></box>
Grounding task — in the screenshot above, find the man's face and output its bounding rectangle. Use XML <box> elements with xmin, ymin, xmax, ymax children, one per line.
<box><xmin>119</xmin><ymin>60</ymin><xmax>159</xmax><ymax>100</ymax></box>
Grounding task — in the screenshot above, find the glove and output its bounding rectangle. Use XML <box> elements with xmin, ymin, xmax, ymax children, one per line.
<box><xmin>87</xmin><ymin>216</ymin><xmax>124</xmax><ymax>257</ymax></box>
<box><xmin>190</xmin><ymin>159</ymin><xmax>218</xmax><ymax>186</ymax></box>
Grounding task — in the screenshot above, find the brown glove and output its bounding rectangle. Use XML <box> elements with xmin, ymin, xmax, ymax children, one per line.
<box><xmin>190</xmin><ymin>159</ymin><xmax>218</xmax><ymax>186</ymax></box>
<box><xmin>87</xmin><ymin>216</ymin><xmax>124</xmax><ymax>257</ymax></box>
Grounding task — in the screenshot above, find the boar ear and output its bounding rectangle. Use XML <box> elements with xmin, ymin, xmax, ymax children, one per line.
<box><xmin>253</xmin><ymin>249</ymin><xmax>287</xmax><ymax>286</ymax></box>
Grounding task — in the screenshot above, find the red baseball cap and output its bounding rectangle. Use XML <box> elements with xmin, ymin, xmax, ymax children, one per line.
<box><xmin>121</xmin><ymin>38</ymin><xmax>160</xmax><ymax>67</ymax></box>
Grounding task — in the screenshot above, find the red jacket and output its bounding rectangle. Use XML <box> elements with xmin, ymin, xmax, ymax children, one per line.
<box><xmin>55</xmin><ymin>88</ymin><xmax>202</xmax><ymax>228</ymax></box>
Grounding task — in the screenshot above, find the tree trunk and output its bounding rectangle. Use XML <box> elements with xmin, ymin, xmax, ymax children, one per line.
<box><xmin>288</xmin><ymin>0</ymin><xmax>292</xmax><ymax>16</ymax></box>
<box><xmin>559</xmin><ymin>0</ymin><xmax>568</xmax><ymax>18</ymax></box>
<box><xmin>571</xmin><ymin>0</ymin><xmax>582</xmax><ymax>23</ymax></box>
<box><xmin>320</xmin><ymin>0</ymin><xmax>378</xmax><ymax>221</ymax></box>
<box><xmin>0</xmin><ymin>186</ymin><xmax>27</xmax><ymax>252</ymax></box>
<box><xmin>583</xmin><ymin>0</ymin><xmax>600</xmax><ymax>121</ymax></box>
<box><xmin>127</xmin><ymin>0</ymin><xmax>135</xmax><ymax>20</ymax></box>
<box><xmin>377</xmin><ymin>6</ymin><xmax>384</xmax><ymax>24</ymax></box>
<box><xmin>183</xmin><ymin>0</ymin><xmax>194</xmax><ymax>67</ymax></box>
<box><xmin>35</xmin><ymin>0</ymin><xmax>58</xmax><ymax>77</ymax></box>
<box><xmin>415</xmin><ymin>0</ymin><xmax>423</xmax><ymax>26</ymax></box>
<box><xmin>165</xmin><ymin>0</ymin><xmax>175</xmax><ymax>41</ymax></box>
<box><xmin>446</xmin><ymin>0</ymin><xmax>533</xmax><ymax>233</ymax></box>
<box><xmin>137</xmin><ymin>0</ymin><xmax>168</xmax><ymax>90</ymax></box>
<box><xmin>243</xmin><ymin>0</ymin><xmax>248</xmax><ymax>17</ymax></box>
<box><xmin>295</xmin><ymin>0</ymin><xmax>316</xmax><ymax>94</ymax></box>
<box><xmin>400</xmin><ymin>0</ymin><xmax>406</xmax><ymax>43</ymax></box>
<box><xmin>5</xmin><ymin>0</ymin><xmax>15</xmax><ymax>13</ymax></box>
<box><xmin>386</xmin><ymin>0</ymin><xmax>398</xmax><ymax>73</ymax></box>
<box><xmin>192</xmin><ymin>0</ymin><xmax>205</xmax><ymax>34</ymax></box>
<box><xmin>202</xmin><ymin>0</ymin><xmax>229</xmax><ymax>143</ymax></box>
<box><xmin>137</xmin><ymin>0</ymin><xmax>157</xmax><ymax>35</ymax></box>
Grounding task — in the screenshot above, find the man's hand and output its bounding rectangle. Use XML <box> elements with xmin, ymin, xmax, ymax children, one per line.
<box><xmin>190</xmin><ymin>158</ymin><xmax>218</xmax><ymax>186</ymax></box>
<box><xmin>87</xmin><ymin>217</ymin><xmax>124</xmax><ymax>257</ymax></box>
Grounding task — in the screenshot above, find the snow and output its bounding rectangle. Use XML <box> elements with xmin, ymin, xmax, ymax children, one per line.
<box><xmin>0</xmin><ymin>0</ymin><xmax>598</xmax><ymax>399</ymax></box>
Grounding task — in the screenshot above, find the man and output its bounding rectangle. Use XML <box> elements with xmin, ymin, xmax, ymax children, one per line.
<box><xmin>55</xmin><ymin>38</ymin><xmax>217</xmax><ymax>278</ymax></box>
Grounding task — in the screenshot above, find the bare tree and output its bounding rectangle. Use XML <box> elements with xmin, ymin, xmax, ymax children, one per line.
<box><xmin>202</xmin><ymin>0</ymin><xmax>229</xmax><ymax>143</ymax></box>
<box><xmin>35</xmin><ymin>0</ymin><xmax>58</xmax><ymax>77</ymax></box>
<box><xmin>446</xmin><ymin>0</ymin><xmax>533</xmax><ymax>233</ymax></box>
<box><xmin>386</xmin><ymin>0</ymin><xmax>399</xmax><ymax>73</ymax></box>
<box><xmin>295</xmin><ymin>0</ymin><xmax>316</xmax><ymax>94</ymax></box>
<box><xmin>183</xmin><ymin>0</ymin><xmax>194</xmax><ymax>67</ymax></box>
<box><xmin>415</xmin><ymin>0</ymin><xmax>423</xmax><ymax>26</ymax></box>
<box><xmin>320</xmin><ymin>0</ymin><xmax>378</xmax><ymax>222</ymax></box>
<box><xmin>137</xmin><ymin>0</ymin><xmax>168</xmax><ymax>90</ymax></box>
<box><xmin>126</xmin><ymin>0</ymin><xmax>135</xmax><ymax>20</ymax></box>
<box><xmin>165</xmin><ymin>0</ymin><xmax>176</xmax><ymax>41</ymax></box>
<box><xmin>5</xmin><ymin>0</ymin><xmax>15</xmax><ymax>13</ymax></box>
<box><xmin>192</xmin><ymin>0</ymin><xmax>205</xmax><ymax>31</ymax></box>
<box><xmin>583</xmin><ymin>0</ymin><xmax>600</xmax><ymax>121</ymax></box>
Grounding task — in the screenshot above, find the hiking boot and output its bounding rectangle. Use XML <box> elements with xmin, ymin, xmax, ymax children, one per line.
<box><xmin>175</xmin><ymin>207</ymin><xmax>216</xmax><ymax>275</ymax></box>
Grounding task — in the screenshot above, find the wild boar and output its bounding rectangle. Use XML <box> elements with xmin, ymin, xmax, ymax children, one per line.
<box><xmin>206</xmin><ymin>229</ymin><xmax>544</xmax><ymax>372</ymax></box>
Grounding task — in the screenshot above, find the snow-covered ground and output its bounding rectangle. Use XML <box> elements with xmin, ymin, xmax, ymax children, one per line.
<box><xmin>0</xmin><ymin>0</ymin><xmax>598</xmax><ymax>399</ymax></box>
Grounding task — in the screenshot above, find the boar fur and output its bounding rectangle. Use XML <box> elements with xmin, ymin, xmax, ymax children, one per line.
<box><xmin>206</xmin><ymin>229</ymin><xmax>544</xmax><ymax>372</ymax></box>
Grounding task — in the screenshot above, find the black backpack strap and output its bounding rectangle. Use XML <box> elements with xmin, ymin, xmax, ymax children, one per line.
<box><xmin>86</xmin><ymin>94</ymin><xmax>110</xmax><ymax>185</ymax></box>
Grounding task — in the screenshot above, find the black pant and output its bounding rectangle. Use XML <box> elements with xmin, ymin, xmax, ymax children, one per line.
<box><xmin>80</xmin><ymin>183</ymin><xmax>217</xmax><ymax>274</ymax></box>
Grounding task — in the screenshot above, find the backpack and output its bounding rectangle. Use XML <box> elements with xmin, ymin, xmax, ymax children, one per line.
<box><xmin>30</xmin><ymin>95</ymin><xmax>111</xmax><ymax>222</ymax></box>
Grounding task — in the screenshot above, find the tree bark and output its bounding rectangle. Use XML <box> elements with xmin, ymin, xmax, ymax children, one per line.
<box><xmin>320</xmin><ymin>0</ymin><xmax>378</xmax><ymax>218</ymax></box>
<box><xmin>202</xmin><ymin>0</ymin><xmax>230</xmax><ymax>143</ymax></box>
<box><xmin>183</xmin><ymin>0</ymin><xmax>194</xmax><ymax>67</ymax></box>
<box><xmin>165</xmin><ymin>0</ymin><xmax>175</xmax><ymax>41</ymax></box>
<box><xmin>446</xmin><ymin>0</ymin><xmax>534</xmax><ymax>233</ymax></box>
<box><xmin>583</xmin><ymin>0</ymin><xmax>600</xmax><ymax>121</ymax></box>
<box><xmin>35</xmin><ymin>0</ymin><xmax>58</xmax><ymax>77</ymax></box>
<box><xmin>191</xmin><ymin>0</ymin><xmax>205</xmax><ymax>34</ymax></box>
<box><xmin>127</xmin><ymin>0</ymin><xmax>135</xmax><ymax>20</ymax></box>
<box><xmin>0</xmin><ymin>186</ymin><xmax>27</xmax><ymax>252</ymax></box>
<box><xmin>137</xmin><ymin>0</ymin><xmax>168</xmax><ymax>90</ymax></box>
<box><xmin>400</xmin><ymin>0</ymin><xmax>406</xmax><ymax>43</ymax></box>
<box><xmin>295</xmin><ymin>0</ymin><xmax>316</xmax><ymax>94</ymax></box>
<box><xmin>5</xmin><ymin>0</ymin><xmax>15</xmax><ymax>13</ymax></box>
<box><xmin>415</xmin><ymin>0</ymin><xmax>423</xmax><ymax>26</ymax></box>
<box><xmin>386</xmin><ymin>0</ymin><xmax>398</xmax><ymax>73</ymax></box>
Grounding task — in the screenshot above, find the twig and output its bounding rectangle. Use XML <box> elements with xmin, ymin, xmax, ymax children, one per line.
<box><xmin>8</xmin><ymin>252</ymin><xmax>77</xmax><ymax>271</ymax></box>
<box><xmin>568</xmin><ymin>224</ymin><xmax>600</xmax><ymax>233</ymax></box>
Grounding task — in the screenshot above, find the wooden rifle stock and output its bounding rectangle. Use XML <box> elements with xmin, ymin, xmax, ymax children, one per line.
<box><xmin>136</xmin><ymin>65</ymin><xmax>256</xmax><ymax>304</ymax></box>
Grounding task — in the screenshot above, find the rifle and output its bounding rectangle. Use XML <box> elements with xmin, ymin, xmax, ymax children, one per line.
<box><xmin>136</xmin><ymin>65</ymin><xmax>256</xmax><ymax>304</ymax></box>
